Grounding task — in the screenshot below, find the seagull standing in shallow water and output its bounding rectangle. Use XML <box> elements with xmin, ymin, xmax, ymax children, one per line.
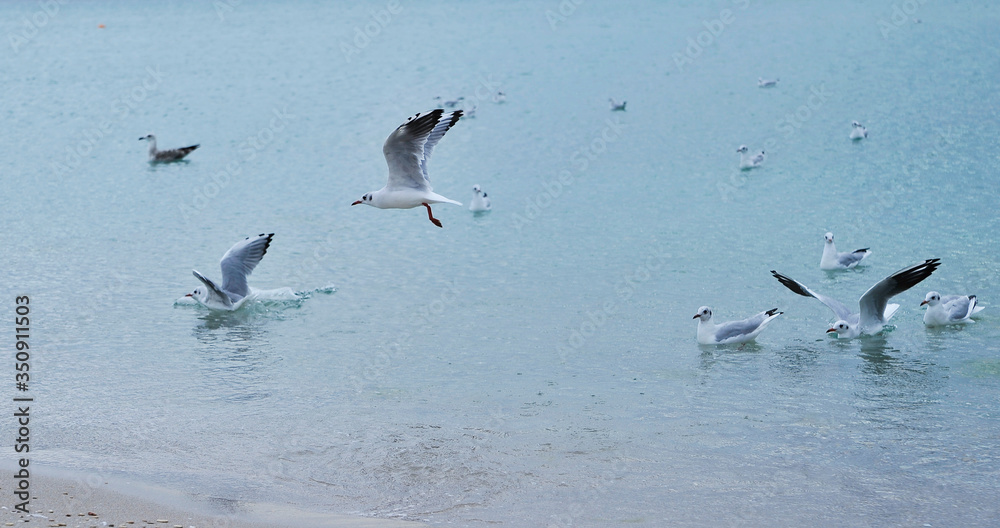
<box><xmin>693</xmin><ymin>306</ymin><xmax>783</xmax><ymax>345</ymax></box>
<box><xmin>469</xmin><ymin>184</ymin><xmax>491</xmax><ymax>212</ymax></box>
<box><xmin>772</xmin><ymin>259</ymin><xmax>941</xmax><ymax>338</ymax></box>
<box><xmin>139</xmin><ymin>134</ymin><xmax>199</xmax><ymax>162</ymax></box>
<box><xmin>352</xmin><ymin>109</ymin><xmax>463</xmax><ymax>228</ymax></box>
<box><xmin>921</xmin><ymin>291</ymin><xmax>984</xmax><ymax>326</ymax></box>
<box><xmin>821</xmin><ymin>232</ymin><xmax>871</xmax><ymax>270</ymax></box>
<box><xmin>850</xmin><ymin>121</ymin><xmax>868</xmax><ymax>140</ymax></box>
<box><xmin>186</xmin><ymin>233</ymin><xmax>273</xmax><ymax>311</ymax></box>
<box><xmin>737</xmin><ymin>145</ymin><xmax>765</xmax><ymax>170</ymax></box>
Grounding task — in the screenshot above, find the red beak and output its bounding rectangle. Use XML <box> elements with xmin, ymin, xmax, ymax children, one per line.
<box><xmin>919</xmin><ymin>300</ymin><xmax>928</xmax><ymax>306</ymax></box>
<box><xmin>351</xmin><ymin>200</ymin><xmax>362</xmax><ymax>206</ymax></box>
<box><xmin>184</xmin><ymin>293</ymin><xmax>192</xmax><ymax>297</ymax></box>
<box><xmin>826</xmin><ymin>328</ymin><xmax>837</xmax><ymax>333</ymax></box>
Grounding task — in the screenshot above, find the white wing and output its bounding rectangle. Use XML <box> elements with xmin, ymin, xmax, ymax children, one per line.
<box><xmin>219</xmin><ymin>233</ymin><xmax>273</xmax><ymax>298</ymax></box>
<box><xmin>858</xmin><ymin>259</ymin><xmax>940</xmax><ymax>328</ymax></box>
<box><xmin>772</xmin><ymin>270</ymin><xmax>853</xmax><ymax>321</ymax></box>
<box><xmin>382</xmin><ymin>109</ymin><xmax>462</xmax><ymax>191</ymax></box>
<box><xmin>192</xmin><ymin>270</ymin><xmax>234</xmax><ymax>308</ymax></box>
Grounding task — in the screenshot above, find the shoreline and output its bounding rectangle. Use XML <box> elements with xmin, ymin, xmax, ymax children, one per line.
<box><xmin>1</xmin><ymin>465</ymin><xmax>425</xmax><ymax>528</ymax></box>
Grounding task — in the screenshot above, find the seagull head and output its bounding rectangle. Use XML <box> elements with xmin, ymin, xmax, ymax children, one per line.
<box><xmin>473</xmin><ymin>184</ymin><xmax>483</xmax><ymax>195</ymax></box>
<box><xmin>693</xmin><ymin>306</ymin><xmax>712</xmax><ymax>321</ymax></box>
<box><xmin>185</xmin><ymin>287</ymin><xmax>207</xmax><ymax>304</ymax></box>
<box><xmin>824</xmin><ymin>232</ymin><xmax>835</xmax><ymax>244</ymax></box>
<box><xmin>139</xmin><ymin>134</ymin><xmax>155</xmax><ymax>141</ymax></box>
<box><xmin>921</xmin><ymin>291</ymin><xmax>941</xmax><ymax>307</ymax></box>
<box><xmin>736</xmin><ymin>145</ymin><xmax>748</xmax><ymax>154</ymax></box>
<box><xmin>352</xmin><ymin>192</ymin><xmax>373</xmax><ymax>207</ymax></box>
<box><xmin>827</xmin><ymin>320</ymin><xmax>851</xmax><ymax>336</ymax></box>
<box><xmin>852</xmin><ymin>121</ymin><xmax>862</xmax><ymax>128</ymax></box>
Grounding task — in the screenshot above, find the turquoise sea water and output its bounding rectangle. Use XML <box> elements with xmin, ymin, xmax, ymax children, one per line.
<box><xmin>2</xmin><ymin>1</ymin><xmax>999</xmax><ymax>525</ymax></box>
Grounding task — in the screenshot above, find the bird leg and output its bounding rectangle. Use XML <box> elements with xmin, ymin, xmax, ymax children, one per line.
<box><xmin>423</xmin><ymin>203</ymin><xmax>443</xmax><ymax>228</ymax></box>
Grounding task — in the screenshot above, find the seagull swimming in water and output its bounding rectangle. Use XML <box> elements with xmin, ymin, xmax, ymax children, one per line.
<box><xmin>772</xmin><ymin>259</ymin><xmax>941</xmax><ymax>338</ymax></box>
<box><xmin>693</xmin><ymin>306</ymin><xmax>783</xmax><ymax>345</ymax></box>
<box><xmin>139</xmin><ymin>134</ymin><xmax>199</xmax><ymax>162</ymax></box>
<box><xmin>737</xmin><ymin>145</ymin><xmax>765</xmax><ymax>170</ymax></box>
<box><xmin>821</xmin><ymin>232</ymin><xmax>871</xmax><ymax>270</ymax></box>
<box><xmin>921</xmin><ymin>291</ymin><xmax>984</xmax><ymax>326</ymax></box>
<box><xmin>186</xmin><ymin>233</ymin><xmax>273</xmax><ymax>311</ymax></box>
<box><xmin>758</xmin><ymin>77</ymin><xmax>779</xmax><ymax>88</ymax></box>
<box><xmin>850</xmin><ymin>121</ymin><xmax>868</xmax><ymax>140</ymax></box>
<box><xmin>469</xmin><ymin>184</ymin><xmax>491</xmax><ymax>212</ymax></box>
<box><xmin>493</xmin><ymin>91</ymin><xmax>506</xmax><ymax>104</ymax></box>
<box><xmin>352</xmin><ymin>109</ymin><xmax>463</xmax><ymax>228</ymax></box>
<box><xmin>609</xmin><ymin>98</ymin><xmax>627</xmax><ymax>111</ymax></box>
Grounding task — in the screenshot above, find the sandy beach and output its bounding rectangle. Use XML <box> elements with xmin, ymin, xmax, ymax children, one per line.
<box><xmin>0</xmin><ymin>468</ymin><xmax>424</xmax><ymax>528</ymax></box>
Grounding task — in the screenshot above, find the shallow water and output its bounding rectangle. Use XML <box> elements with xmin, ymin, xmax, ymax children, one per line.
<box><xmin>2</xmin><ymin>0</ymin><xmax>999</xmax><ymax>525</ymax></box>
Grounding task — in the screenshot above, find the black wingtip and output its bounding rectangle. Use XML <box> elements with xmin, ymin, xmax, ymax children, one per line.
<box><xmin>765</xmin><ymin>308</ymin><xmax>783</xmax><ymax>317</ymax></box>
<box><xmin>853</xmin><ymin>248</ymin><xmax>870</xmax><ymax>254</ymax></box>
<box><xmin>771</xmin><ymin>270</ymin><xmax>812</xmax><ymax>298</ymax></box>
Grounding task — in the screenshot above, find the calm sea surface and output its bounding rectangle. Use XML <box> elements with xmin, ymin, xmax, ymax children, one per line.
<box><xmin>2</xmin><ymin>0</ymin><xmax>999</xmax><ymax>525</ymax></box>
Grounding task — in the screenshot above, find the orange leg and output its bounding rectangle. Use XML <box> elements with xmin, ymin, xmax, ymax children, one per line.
<box><xmin>423</xmin><ymin>203</ymin><xmax>443</xmax><ymax>228</ymax></box>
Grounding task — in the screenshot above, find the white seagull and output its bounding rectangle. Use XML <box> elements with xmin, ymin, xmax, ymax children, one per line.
<box><xmin>493</xmin><ymin>91</ymin><xmax>506</xmax><ymax>104</ymax></box>
<box><xmin>821</xmin><ymin>232</ymin><xmax>871</xmax><ymax>270</ymax></box>
<box><xmin>609</xmin><ymin>98</ymin><xmax>627</xmax><ymax>111</ymax></box>
<box><xmin>186</xmin><ymin>233</ymin><xmax>274</xmax><ymax>311</ymax></box>
<box><xmin>352</xmin><ymin>109</ymin><xmax>463</xmax><ymax>228</ymax></box>
<box><xmin>921</xmin><ymin>291</ymin><xmax>984</xmax><ymax>326</ymax></box>
<box><xmin>772</xmin><ymin>259</ymin><xmax>941</xmax><ymax>338</ymax></box>
<box><xmin>139</xmin><ymin>134</ymin><xmax>199</xmax><ymax>162</ymax></box>
<box><xmin>737</xmin><ymin>145</ymin><xmax>766</xmax><ymax>170</ymax></box>
<box><xmin>850</xmin><ymin>121</ymin><xmax>868</xmax><ymax>140</ymax></box>
<box><xmin>758</xmin><ymin>77</ymin><xmax>779</xmax><ymax>88</ymax></box>
<box><xmin>469</xmin><ymin>184</ymin><xmax>491</xmax><ymax>212</ymax></box>
<box><xmin>693</xmin><ymin>306</ymin><xmax>783</xmax><ymax>345</ymax></box>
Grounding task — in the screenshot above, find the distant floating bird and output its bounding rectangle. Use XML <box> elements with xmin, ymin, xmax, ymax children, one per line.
<box><xmin>850</xmin><ymin>121</ymin><xmax>868</xmax><ymax>140</ymax></box>
<box><xmin>921</xmin><ymin>291</ymin><xmax>984</xmax><ymax>326</ymax></box>
<box><xmin>609</xmin><ymin>98</ymin><xmax>627</xmax><ymax>111</ymax></box>
<box><xmin>821</xmin><ymin>232</ymin><xmax>871</xmax><ymax>270</ymax></box>
<box><xmin>772</xmin><ymin>259</ymin><xmax>941</xmax><ymax>338</ymax></box>
<box><xmin>433</xmin><ymin>96</ymin><xmax>464</xmax><ymax>108</ymax></box>
<box><xmin>693</xmin><ymin>306</ymin><xmax>783</xmax><ymax>345</ymax></box>
<box><xmin>186</xmin><ymin>233</ymin><xmax>274</xmax><ymax>311</ymax></box>
<box><xmin>469</xmin><ymin>184</ymin><xmax>491</xmax><ymax>213</ymax></box>
<box><xmin>758</xmin><ymin>77</ymin><xmax>779</xmax><ymax>88</ymax></box>
<box><xmin>352</xmin><ymin>109</ymin><xmax>463</xmax><ymax>228</ymax></box>
<box><xmin>493</xmin><ymin>91</ymin><xmax>506</xmax><ymax>104</ymax></box>
<box><xmin>463</xmin><ymin>104</ymin><xmax>477</xmax><ymax>119</ymax></box>
<box><xmin>737</xmin><ymin>145</ymin><xmax>765</xmax><ymax>170</ymax></box>
<box><xmin>139</xmin><ymin>134</ymin><xmax>199</xmax><ymax>162</ymax></box>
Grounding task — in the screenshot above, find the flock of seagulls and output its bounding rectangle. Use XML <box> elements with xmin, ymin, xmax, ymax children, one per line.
<box><xmin>696</xmin><ymin>230</ymin><xmax>984</xmax><ymax>345</ymax></box>
<box><xmin>159</xmin><ymin>82</ymin><xmax>985</xmax><ymax>341</ymax></box>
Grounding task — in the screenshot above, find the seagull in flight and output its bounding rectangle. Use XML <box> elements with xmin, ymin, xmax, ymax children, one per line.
<box><xmin>693</xmin><ymin>306</ymin><xmax>783</xmax><ymax>345</ymax></box>
<box><xmin>139</xmin><ymin>134</ymin><xmax>199</xmax><ymax>162</ymax></box>
<box><xmin>772</xmin><ymin>259</ymin><xmax>941</xmax><ymax>338</ymax></box>
<box><xmin>921</xmin><ymin>291</ymin><xmax>984</xmax><ymax>326</ymax></box>
<box><xmin>186</xmin><ymin>233</ymin><xmax>274</xmax><ymax>311</ymax></box>
<box><xmin>821</xmin><ymin>232</ymin><xmax>871</xmax><ymax>270</ymax></box>
<box><xmin>352</xmin><ymin>109</ymin><xmax>463</xmax><ymax>227</ymax></box>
